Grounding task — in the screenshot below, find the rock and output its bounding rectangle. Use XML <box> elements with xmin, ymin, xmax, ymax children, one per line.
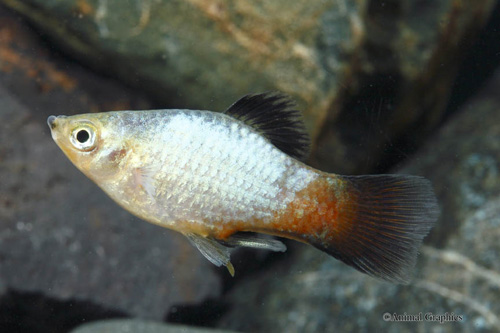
<box><xmin>71</xmin><ymin>319</ymin><xmax>237</xmax><ymax>333</ymax></box>
<box><xmin>0</xmin><ymin>290</ymin><xmax>129</xmax><ymax>332</ymax></box>
<box><xmin>0</xmin><ymin>7</ymin><xmax>221</xmax><ymax>321</ymax></box>
<box><xmin>0</xmin><ymin>7</ymin><xmax>152</xmax><ymax>118</ymax></box>
<box><xmin>1</xmin><ymin>0</ymin><xmax>497</xmax><ymax>173</ymax></box>
<box><xmin>218</xmin><ymin>68</ymin><xmax>500</xmax><ymax>332</ymax></box>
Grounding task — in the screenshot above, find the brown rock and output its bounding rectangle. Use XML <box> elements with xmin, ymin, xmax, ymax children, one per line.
<box><xmin>1</xmin><ymin>0</ymin><xmax>496</xmax><ymax>173</ymax></box>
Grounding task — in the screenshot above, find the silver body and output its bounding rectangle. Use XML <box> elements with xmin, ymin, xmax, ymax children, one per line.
<box><xmin>92</xmin><ymin>110</ymin><xmax>318</xmax><ymax>233</ymax></box>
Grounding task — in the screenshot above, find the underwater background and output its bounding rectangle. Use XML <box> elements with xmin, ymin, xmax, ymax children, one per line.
<box><xmin>0</xmin><ymin>0</ymin><xmax>499</xmax><ymax>332</ymax></box>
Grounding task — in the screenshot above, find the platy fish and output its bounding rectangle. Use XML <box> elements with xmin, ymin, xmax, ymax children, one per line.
<box><xmin>47</xmin><ymin>92</ymin><xmax>439</xmax><ymax>283</ymax></box>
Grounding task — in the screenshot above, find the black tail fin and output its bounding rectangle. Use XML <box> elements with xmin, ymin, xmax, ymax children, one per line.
<box><xmin>314</xmin><ymin>174</ymin><xmax>439</xmax><ymax>284</ymax></box>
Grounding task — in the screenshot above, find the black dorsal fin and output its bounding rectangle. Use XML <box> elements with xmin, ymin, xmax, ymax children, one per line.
<box><xmin>223</xmin><ymin>92</ymin><xmax>311</xmax><ymax>161</ymax></box>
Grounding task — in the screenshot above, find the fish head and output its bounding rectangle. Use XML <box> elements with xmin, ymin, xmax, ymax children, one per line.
<box><xmin>47</xmin><ymin>113</ymin><xmax>128</xmax><ymax>183</ymax></box>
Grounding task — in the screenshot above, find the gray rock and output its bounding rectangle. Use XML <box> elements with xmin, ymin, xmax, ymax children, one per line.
<box><xmin>0</xmin><ymin>9</ymin><xmax>222</xmax><ymax>319</ymax></box>
<box><xmin>218</xmin><ymin>68</ymin><xmax>500</xmax><ymax>332</ymax></box>
<box><xmin>71</xmin><ymin>319</ymin><xmax>237</xmax><ymax>333</ymax></box>
<box><xmin>0</xmin><ymin>84</ymin><xmax>220</xmax><ymax>320</ymax></box>
<box><xmin>1</xmin><ymin>0</ymin><xmax>496</xmax><ymax>173</ymax></box>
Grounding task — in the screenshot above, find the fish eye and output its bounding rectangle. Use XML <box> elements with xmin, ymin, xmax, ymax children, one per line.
<box><xmin>76</xmin><ymin>129</ymin><xmax>90</xmax><ymax>143</ymax></box>
<box><xmin>70</xmin><ymin>125</ymin><xmax>97</xmax><ymax>151</ymax></box>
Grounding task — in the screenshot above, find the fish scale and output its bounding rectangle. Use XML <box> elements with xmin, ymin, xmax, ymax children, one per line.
<box><xmin>135</xmin><ymin>112</ymin><xmax>302</xmax><ymax>225</ymax></box>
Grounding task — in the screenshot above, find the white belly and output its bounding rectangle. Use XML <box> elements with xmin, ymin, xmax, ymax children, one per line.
<box><xmin>105</xmin><ymin>111</ymin><xmax>318</xmax><ymax>229</ymax></box>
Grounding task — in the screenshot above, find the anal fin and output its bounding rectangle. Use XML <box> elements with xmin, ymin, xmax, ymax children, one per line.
<box><xmin>185</xmin><ymin>232</ymin><xmax>287</xmax><ymax>276</ymax></box>
<box><xmin>219</xmin><ymin>232</ymin><xmax>286</xmax><ymax>252</ymax></box>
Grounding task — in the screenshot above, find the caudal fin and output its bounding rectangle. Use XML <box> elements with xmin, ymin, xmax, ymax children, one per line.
<box><xmin>312</xmin><ymin>174</ymin><xmax>439</xmax><ymax>284</ymax></box>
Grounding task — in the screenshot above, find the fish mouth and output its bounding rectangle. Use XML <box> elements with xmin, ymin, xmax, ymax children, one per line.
<box><xmin>47</xmin><ymin>115</ymin><xmax>57</xmax><ymax>129</ymax></box>
<box><xmin>47</xmin><ymin>115</ymin><xmax>67</xmax><ymax>130</ymax></box>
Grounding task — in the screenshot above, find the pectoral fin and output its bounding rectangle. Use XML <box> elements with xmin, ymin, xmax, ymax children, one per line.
<box><xmin>133</xmin><ymin>166</ymin><xmax>157</xmax><ymax>199</ymax></box>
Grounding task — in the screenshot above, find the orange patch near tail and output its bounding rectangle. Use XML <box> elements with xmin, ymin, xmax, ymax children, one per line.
<box><xmin>268</xmin><ymin>175</ymin><xmax>349</xmax><ymax>243</ymax></box>
<box><xmin>205</xmin><ymin>176</ymin><xmax>347</xmax><ymax>242</ymax></box>
<box><xmin>271</xmin><ymin>174</ymin><xmax>439</xmax><ymax>284</ymax></box>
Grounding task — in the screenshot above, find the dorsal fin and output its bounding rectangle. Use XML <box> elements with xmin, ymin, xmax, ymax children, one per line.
<box><xmin>224</xmin><ymin>92</ymin><xmax>311</xmax><ymax>161</ymax></box>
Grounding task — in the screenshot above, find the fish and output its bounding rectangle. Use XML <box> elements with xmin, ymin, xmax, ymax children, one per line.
<box><xmin>47</xmin><ymin>92</ymin><xmax>439</xmax><ymax>284</ymax></box>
